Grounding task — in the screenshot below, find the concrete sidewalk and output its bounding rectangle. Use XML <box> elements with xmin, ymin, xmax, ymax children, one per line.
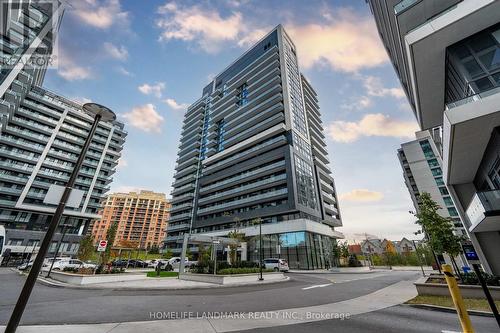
<box><xmin>1</xmin><ymin>279</ymin><xmax>418</xmax><ymax>332</ymax></box>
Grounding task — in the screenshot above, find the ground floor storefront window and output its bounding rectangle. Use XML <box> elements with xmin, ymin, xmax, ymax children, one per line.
<box><xmin>246</xmin><ymin>231</ymin><xmax>335</xmax><ymax>270</ymax></box>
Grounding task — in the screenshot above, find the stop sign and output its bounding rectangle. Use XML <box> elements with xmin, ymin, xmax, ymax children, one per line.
<box><xmin>97</xmin><ymin>240</ymin><xmax>108</xmax><ymax>252</ymax></box>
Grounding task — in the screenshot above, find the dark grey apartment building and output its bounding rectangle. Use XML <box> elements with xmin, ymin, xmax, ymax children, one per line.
<box><xmin>0</xmin><ymin>1</ymin><xmax>126</xmax><ymax>260</ymax></box>
<box><xmin>165</xmin><ymin>25</ymin><xmax>343</xmax><ymax>270</ymax></box>
<box><xmin>367</xmin><ymin>0</ymin><xmax>500</xmax><ymax>274</ymax></box>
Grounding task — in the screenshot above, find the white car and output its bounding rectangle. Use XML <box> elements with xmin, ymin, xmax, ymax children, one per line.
<box><xmin>42</xmin><ymin>259</ymin><xmax>96</xmax><ymax>271</ymax></box>
<box><xmin>263</xmin><ymin>258</ymin><xmax>289</xmax><ymax>272</ymax></box>
<box><xmin>168</xmin><ymin>257</ymin><xmax>197</xmax><ymax>268</ymax></box>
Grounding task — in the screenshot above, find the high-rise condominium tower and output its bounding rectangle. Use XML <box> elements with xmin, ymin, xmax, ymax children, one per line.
<box><xmin>368</xmin><ymin>0</ymin><xmax>500</xmax><ymax>274</ymax></box>
<box><xmin>0</xmin><ymin>1</ymin><xmax>126</xmax><ymax>259</ymax></box>
<box><xmin>166</xmin><ymin>25</ymin><xmax>342</xmax><ymax>270</ymax></box>
<box><xmin>398</xmin><ymin>130</ymin><xmax>465</xmax><ymax>236</ymax></box>
<box><xmin>92</xmin><ymin>191</ymin><xmax>171</xmax><ymax>249</ymax></box>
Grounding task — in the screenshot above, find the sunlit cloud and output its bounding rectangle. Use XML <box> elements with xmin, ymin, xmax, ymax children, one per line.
<box><xmin>72</xmin><ymin>0</ymin><xmax>129</xmax><ymax>29</ymax></box>
<box><xmin>122</xmin><ymin>104</ymin><xmax>164</xmax><ymax>133</ymax></box>
<box><xmin>340</xmin><ymin>189</ymin><xmax>384</xmax><ymax>202</ymax></box>
<box><xmin>326</xmin><ymin>113</ymin><xmax>418</xmax><ymax>143</ymax></box>
<box><xmin>138</xmin><ymin>82</ymin><xmax>166</xmax><ymax>98</ymax></box>
<box><xmin>286</xmin><ymin>9</ymin><xmax>388</xmax><ymax>72</ymax></box>
<box><xmin>341</xmin><ymin>96</ymin><xmax>373</xmax><ymax>111</ymax></box>
<box><xmin>103</xmin><ymin>42</ymin><xmax>128</xmax><ymax>61</ymax></box>
<box><xmin>362</xmin><ymin>75</ymin><xmax>405</xmax><ymax>99</ymax></box>
<box><xmin>57</xmin><ymin>56</ymin><xmax>92</xmax><ymax>81</ymax></box>
<box><xmin>157</xmin><ymin>2</ymin><xmax>244</xmax><ymax>53</ymax></box>
<box><xmin>164</xmin><ymin>98</ymin><xmax>189</xmax><ymax>111</ymax></box>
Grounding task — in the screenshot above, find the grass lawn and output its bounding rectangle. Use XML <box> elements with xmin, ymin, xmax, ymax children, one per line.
<box><xmin>146</xmin><ymin>271</ymin><xmax>178</xmax><ymax>278</ymax></box>
<box><xmin>406</xmin><ymin>295</ymin><xmax>500</xmax><ymax>312</ymax></box>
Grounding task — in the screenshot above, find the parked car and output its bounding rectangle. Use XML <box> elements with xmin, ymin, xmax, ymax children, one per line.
<box><xmin>168</xmin><ymin>257</ymin><xmax>197</xmax><ymax>268</ymax></box>
<box><xmin>111</xmin><ymin>259</ymin><xmax>128</xmax><ymax>267</ymax></box>
<box><xmin>17</xmin><ymin>260</ymin><xmax>34</xmax><ymax>271</ymax></box>
<box><xmin>127</xmin><ymin>259</ymin><xmax>148</xmax><ymax>268</ymax></box>
<box><xmin>263</xmin><ymin>258</ymin><xmax>289</xmax><ymax>272</ymax></box>
<box><xmin>42</xmin><ymin>259</ymin><xmax>96</xmax><ymax>271</ymax></box>
<box><xmin>145</xmin><ymin>259</ymin><xmax>164</xmax><ymax>268</ymax></box>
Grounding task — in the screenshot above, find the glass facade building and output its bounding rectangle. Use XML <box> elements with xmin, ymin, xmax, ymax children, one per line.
<box><xmin>0</xmin><ymin>1</ymin><xmax>126</xmax><ymax>259</ymax></box>
<box><xmin>166</xmin><ymin>25</ymin><xmax>343</xmax><ymax>269</ymax></box>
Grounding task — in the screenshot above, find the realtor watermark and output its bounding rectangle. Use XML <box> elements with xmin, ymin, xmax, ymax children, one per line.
<box><xmin>0</xmin><ymin>0</ymin><xmax>61</xmax><ymax>70</ymax></box>
<box><xmin>149</xmin><ymin>311</ymin><xmax>351</xmax><ymax>321</ymax></box>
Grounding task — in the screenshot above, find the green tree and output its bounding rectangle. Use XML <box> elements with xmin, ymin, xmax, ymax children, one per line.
<box><xmin>339</xmin><ymin>241</ymin><xmax>349</xmax><ymax>259</ymax></box>
<box><xmin>148</xmin><ymin>245</ymin><xmax>160</xmax><ymax>254</ymax></box>
<box><xmin>415</xmin><ymin>192</ymin><xmax>464</xmax><ymax>274</ymax></box>
<box><xmin>228</xmin><ymin>218</ymin><xmax>245</xmax><ymax>265</ymax></box>
<box><xmin>77</xmin><ymin>235</ymin><xmax>95</xmax><ymax>262</ymax></box>
<box><xmin>101</xmin><ymin>221</ymin><xmax>118</xmax><ymax>266</ymax></box>
<box><xmin>162</xmin><ymin>248</ymin><xmax>173</xmax><ymax>260</ymax></box>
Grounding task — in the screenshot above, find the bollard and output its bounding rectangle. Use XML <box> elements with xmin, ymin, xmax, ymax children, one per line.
<box><xmin>442</xmin><ymin>264</ymin><xmax>474</xmax><ymax>333</ymax></box>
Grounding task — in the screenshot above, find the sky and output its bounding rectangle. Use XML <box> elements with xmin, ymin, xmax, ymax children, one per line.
<box><xmin>43</xmin><ymin>0</ymin><xmax>422</xmax><ymax>242</ymax></box>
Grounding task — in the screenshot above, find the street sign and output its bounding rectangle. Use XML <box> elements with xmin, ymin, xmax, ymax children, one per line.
<box><xmin>462</xmin><ymin>242</ymin><xmax>480</xmax><ymax>263</ymax></box>
<box><xmin>97</xmin><ymin>240</ymin><xmax>108</xmax><ymax>252</ymax></box>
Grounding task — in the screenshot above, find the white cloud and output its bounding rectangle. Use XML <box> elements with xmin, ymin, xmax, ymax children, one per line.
<box><xmin>286</xmin><ymin>9</ymin><xmax>388</xmax><ymax>72</ymax></box>
<box><xmin>164</xmin><ymin>98</ymin><xmax>188</xmax><ymax>111</ymax></box>
<box><xmin>341</xmin><ymin>96</ymin><xmax>373</xmax><ymax>111</ymax></box>
<box><xmin>117</xmin><ymin>158</ymin><xmax>128</xmax><ymax>168</ymax></box>
<box><xmin>122</xmin><ymin>104</ymin><xmax>164</xmax><ymax>133</ymax></box>
<box><xmin>72</xmin><ymin>0</ymin><xmax>129</xmax><ymax>29</ymax></box>
<box><xmin>326</xmin><ymin>113</ymin><xmax>418</xmax><ymax>143</ymax></box>
<box><xmin>340</xmin><ymin>189</ymin><xmax>384</xmax><ymax>202</ymax></box>
<box><xmin>57</xmin><ymin>56</ymin><xmax>92</xmax><ymax>81</ymax></box>
<box><xmin>116</xmin><ymin>66</ymin><xmax>133</xmax><ymax>76</ymax></box>
<box><xmin>103</xmin><ymin>42</ymin><xmax>128</xmax><ymax>61</ymax></box>
<box><xmin>138</xmin><ymin>82</ymin><xmax>166</xmax><ymax>98</ymax></box>
<box><xmin>157</xmin><ymin>2</ymin><xmax>244</xmax><ymax>53</ymax></box>
<box><xmin>71</xmin><ymin>97</ymin><xmax>93</xmax><ymax>104</ymax></box>
<box><xmin>362</xmin><ymin>76</ymin><xmax>405</xmax><ymax>99</ymax></box>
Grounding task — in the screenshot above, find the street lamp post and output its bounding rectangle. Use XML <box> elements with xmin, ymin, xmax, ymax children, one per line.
<box><xmin>46</xmin><ymin>223</ymin><xmax>72</xmax><ymax>278</ymax></box>
<box><xmin>259</xmin><ymin>219</ymin><xmax>263</xmax><ymax>281</ymax></box>
<box><xmin>5</xmin><ymin>103</ymin><xmax>116</xmax><ymax>333</ymax></box>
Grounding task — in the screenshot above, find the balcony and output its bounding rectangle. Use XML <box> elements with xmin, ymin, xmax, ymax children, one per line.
<box><xmin>442</xmin><ymin>86</ymin><xmax>500</xmax><ymax>185</ymax></box>
<box><xmin>466</xmin><ymin>190</ymin><xmax>500</xmax><ymax>233</ymax></box>
<box><xmin>167</xmin><ymin>223</ymin><xmax>191</xmax><ymax>232</ymax></box>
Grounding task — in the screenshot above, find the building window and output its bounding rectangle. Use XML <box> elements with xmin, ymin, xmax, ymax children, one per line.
<box><xmin>443</xmin><ymin>196</ymin><xmax>454</xmax><ymax>207</ymax></box>
<box><xmin>216</xmin><ymin>119</ymin><xmax>226</xmax><ymax>152</ymax></box>
<box><xmin>236</xmin><ymin>83</ymin><xmax>249</xmax><ymax>107</ymax></box>
<box><xmin>448</xmin><ymin>207</ymin><xmax>459</xmax><ymax>217</ymax></box>
<box><xmin>294</xmin><ymin>155</ymin><xmax>317</xmax><ymax>210</ymax></box>
<box><xmin>419</xmin><ymin>140</ymin><xmax>435</xmax><ymax>159</ymax></box>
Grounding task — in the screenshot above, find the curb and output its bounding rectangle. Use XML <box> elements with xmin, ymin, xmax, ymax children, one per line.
<box><xmin>36</xmin><ymin>276</ymin><xmax>292</xmax><ymax>291</ymax></box>
<box><xmin>404</xmin><ymin>303</ymin><xmax>494</xmax><ymax>317</ymax></box>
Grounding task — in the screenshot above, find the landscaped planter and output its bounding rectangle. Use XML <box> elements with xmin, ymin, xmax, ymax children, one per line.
<box><xmin>414</xmin><ymin>277</ymin><xmax>500</xmax><ymax>300</ymax></box>
<box><xmin>179</xmin><ymin>272</ymin><xmax>285</xmax><ymax>285</ymax></box>
<box><xmin>48</xmin><ymin>270</ymin><xmax>147</xmax><ymax>285</ymax></box>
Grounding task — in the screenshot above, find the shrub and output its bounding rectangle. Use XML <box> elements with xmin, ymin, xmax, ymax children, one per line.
<box><xmin>461</xmin><ymin>272</ymin><xmax>500</xmax><ymax>286</ymax></box>
<box><xmin>62</xmin><ymin>267</ymin><xmax>77</xmax><ymax>273</ymax></box>
<box><xmin>217</xmin><ymin>268</ymin><xmax>274</xmax><ymax>275</ymax></box>
<box><xmin>76</xmin><ymin>267</ymin><xmax>95</xmax><ymax>275</ymax></box>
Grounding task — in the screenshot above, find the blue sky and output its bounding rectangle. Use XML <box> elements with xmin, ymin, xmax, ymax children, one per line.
<box><xmin>43</xmin><ymin>0</ymin><xmax>421</xmax><ymax>241</ymax></box>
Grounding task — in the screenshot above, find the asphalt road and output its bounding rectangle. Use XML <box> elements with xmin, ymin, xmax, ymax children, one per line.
<box><xmin>0</xmin><ymin>268</ymin><xmax>497</xmax><ymax>332</ymax></box>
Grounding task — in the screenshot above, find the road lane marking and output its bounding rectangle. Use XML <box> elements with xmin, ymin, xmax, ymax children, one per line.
<box><xmin>301</xmin><ymin>283</ymin><xmax>332</xmax><ymax>290</ymax></box>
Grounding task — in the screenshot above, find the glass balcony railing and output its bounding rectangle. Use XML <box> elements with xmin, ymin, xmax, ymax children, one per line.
<box><xmin>394</xmin><ymin>0</ymin><xmax>420</xmax><ymax>15</ymax></box>
<box><xmin>446</xmin><ymin>86</ymin><xmax>500</xmax><ymax>110</ymax></box>
<box><xmin>200</xmin><ymin>160</ymin><xmax>286</xmax><ymax>193</ymax></box>
<box><xmin>204</xmin><ymin>135</ymin><xmax>287</xmax><ymax>172</ymax></box>
<box><xmin>466</xmin><ymin>189</ymin><xmax>500</xmax><ymax>227</ymax></box>
<box><xmin>198</xmin><ymin>174</ymin><xmax>287</xmax><ymax>204</ymax></box>
<box><xmin>197</xmin><ymin>188</ymin><xmax>288</xmax><ymax>214</ymax></box>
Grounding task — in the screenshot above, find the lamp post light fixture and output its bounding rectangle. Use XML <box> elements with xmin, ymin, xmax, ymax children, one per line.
<box><xmin>46</xmin><ymin>223</ymin><xmax>73</xmax><ymax>278</ymax></box>
<box><xmin>5</xmin><ymin>103</ymin><xmax>116</xmax><ymax>333</ymax></box>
